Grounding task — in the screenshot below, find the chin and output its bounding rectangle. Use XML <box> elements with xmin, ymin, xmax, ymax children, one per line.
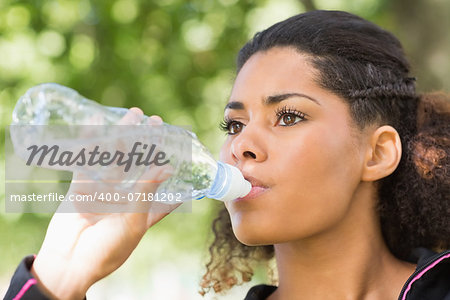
<box><xmin>231</xmin><ymin>217</ymin><xmax>283</xmax><ymax>246</ymax></box>
<box><xmin>230</xmin><ymin>211</ymin><xmax>318</xmax><ymax>246</ymax></box>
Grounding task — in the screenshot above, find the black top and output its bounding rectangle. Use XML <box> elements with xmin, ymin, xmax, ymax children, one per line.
<box><xmin>4</xmin><ymin>248</ymin><xmax>450</xmax><ymax>300</ymax></box>
<box><xmin>244</xmin><ymin>284</ymin><xmax>277</xmax><ymax>300</ymax></box>
<box><xmin>243</xmin><ymin>248</ymin><xmax>450</xmax><ymax>300</ymax></box>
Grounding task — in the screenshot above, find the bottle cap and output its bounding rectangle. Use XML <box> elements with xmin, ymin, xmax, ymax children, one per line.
<box><xmin>206</xmin><ymin>162</ymin><xmax>252</xmax><ymax>202</ymax></box>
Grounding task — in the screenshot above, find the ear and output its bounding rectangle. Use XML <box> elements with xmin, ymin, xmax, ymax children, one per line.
<box><xmin>361</xmin><ymin>125</ymin><xmax>402</xmax><ymax>182</ymax></box>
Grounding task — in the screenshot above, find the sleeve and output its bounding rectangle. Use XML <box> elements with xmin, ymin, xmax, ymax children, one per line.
<box><xmin>3</xmin><ymin>255</ymin><xmax>50</xmax><ymax>300</ymax></box>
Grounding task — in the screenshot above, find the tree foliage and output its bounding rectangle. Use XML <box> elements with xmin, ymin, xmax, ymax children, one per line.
<box><xmin>0</xmin><ymin>0</ymin><xmax>448</xmax><ymax>296</ymax></box>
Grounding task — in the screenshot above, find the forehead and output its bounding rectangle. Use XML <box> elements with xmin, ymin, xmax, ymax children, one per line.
<box><xmin>224</xmin><ymin>47</ymin><xmax>359</xmax><ymax>133</ymax></box>
<box><xmin>231</xmin><ymin>47</ymin><xmax>318</xmax><ymax>96</ymax></box>
<box><xmin>228</xmin><ymin>47</ymin><xmax>320</xmax><ymax>104</ymax></box>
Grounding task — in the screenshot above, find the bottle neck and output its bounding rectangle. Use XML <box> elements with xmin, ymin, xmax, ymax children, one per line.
<box><xmin>204</xmin><ymin>161</ymin><xmax>230</xmax><ymax>200</ymax></box>
<box><xmin>204</xmin><ymin>162</ymin><xmax>251</xmax><ymax>202</ymax></box>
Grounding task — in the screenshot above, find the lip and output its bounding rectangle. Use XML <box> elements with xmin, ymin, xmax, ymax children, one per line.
<box><xmin>235</xmin><ymin>186</ymin><xmax>268</xmax><ymax>202</ymax></box>
<box><xmin>234</xmin><ymin>175</ymin><xmax>269</xmax><ymax>202</ymax></box>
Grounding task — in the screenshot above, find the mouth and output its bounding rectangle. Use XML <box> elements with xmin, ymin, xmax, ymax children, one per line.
<box><xmin>234</xmin><ymin>175</ymin><xmax>269</xmax><ymax>202</ymax></box>
<box><xmin>244</xmin><ymin>176</ymin><xmax>269</xmax><ymax>189</ymax></box>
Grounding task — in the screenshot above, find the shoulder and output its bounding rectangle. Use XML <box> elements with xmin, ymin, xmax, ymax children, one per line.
<box><xmin>399</xmin><ymin>248</ymin><xmax>450</xmax><ymax>299</ymax></box>
<box><xmin>244</xmin><ymin>284</ymin><xmax>277</xmax><ymax>300</ymax></box>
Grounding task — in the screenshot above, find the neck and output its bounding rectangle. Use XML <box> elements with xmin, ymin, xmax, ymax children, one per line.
<box><xmin>269</xmin><ymin>182</ymin><xmax>416</xmax><ymax>300</ymax></box>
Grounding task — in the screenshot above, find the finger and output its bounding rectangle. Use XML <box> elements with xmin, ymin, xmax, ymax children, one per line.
<box><xmin>129</xmin><ymin>163</ymin><xmax>174</xmax><ymax>213</ymax></box>
<box><xmin>130</xmin><ymin>107</ymin><xmax>144</xmax><ymax>114</ymax></box>
<box><xmin>118</xmin><ymin>107</ymin><xmax>144</xmax><ymax>125</ymax></box>
<box><xmin>122</xmin><ymin>164</ymin><xmax>179</xmax><ymax>232</ymax></box>
<box><xmin>108</xmin><ymin>107</ymin><xmax>145</xmax><ymax>181</ymax></box>
<box><xmin>147</xmin><ymin>115</ymin><xmax>163</xmax><ymax>125</ymax></box>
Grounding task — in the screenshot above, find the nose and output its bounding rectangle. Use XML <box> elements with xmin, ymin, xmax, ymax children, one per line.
<box><xmin>230</xmin><ymin>124</ymin><xmax>267</xmax><ymax>163</ymax></box>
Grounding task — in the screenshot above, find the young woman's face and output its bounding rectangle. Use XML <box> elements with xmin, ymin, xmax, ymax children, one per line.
<box><xmin>220</xmin><ymin>47</ymin><xmax>369</xmax><ymax>245</ymax></box>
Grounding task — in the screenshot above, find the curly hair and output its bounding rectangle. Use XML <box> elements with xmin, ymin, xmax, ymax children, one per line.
<box><xmin>200</xmin><ymin>10</ymin><xmax>450</xmax><ymax>295</ymax></box>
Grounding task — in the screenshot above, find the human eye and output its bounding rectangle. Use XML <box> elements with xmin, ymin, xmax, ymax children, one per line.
<box><xmin>219</xmin><ymin>117</ymin><xmax>245</xmax><ymax>135</ymax></box>
<box><xmin>275</xmin><ymin>105</ymin><xmax>307</xmax><ymax>126</ymax></box>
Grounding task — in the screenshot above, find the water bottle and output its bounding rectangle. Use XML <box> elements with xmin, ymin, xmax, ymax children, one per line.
<box><xmin>10</xmin><ymin>83</ymin><xmax>251</xmax><ymax>202</ymax></box>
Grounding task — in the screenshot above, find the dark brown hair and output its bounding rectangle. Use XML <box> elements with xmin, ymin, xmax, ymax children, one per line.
<box><xmin>200</xmin><ymin>10</ymin><xmax>450</xmax><ymax>295</ymax></box>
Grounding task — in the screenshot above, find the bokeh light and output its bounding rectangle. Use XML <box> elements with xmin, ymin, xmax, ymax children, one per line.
<box><xmin>1</xmin><ymin>1</ymin><xmax>449</xmax><ymax>299</ymax></box>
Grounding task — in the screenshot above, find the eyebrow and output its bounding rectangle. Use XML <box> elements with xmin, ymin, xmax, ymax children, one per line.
<box><xmin>224</xmin><ymin>93</ymin><xmax>320</xmax><ymax>111</ymax></box>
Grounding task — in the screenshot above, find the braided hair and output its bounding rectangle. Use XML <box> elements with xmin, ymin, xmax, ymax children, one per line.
<box><xmin>200</xmin><ymin>10</ymin><xmax>449</xmax><ymax>295</ymax></box>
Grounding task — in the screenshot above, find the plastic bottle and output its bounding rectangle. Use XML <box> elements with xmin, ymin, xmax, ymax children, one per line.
<box><xmin>10</xmin><ymin>83</ymin><xmax>251</xmax><ymax>202</ymax></box>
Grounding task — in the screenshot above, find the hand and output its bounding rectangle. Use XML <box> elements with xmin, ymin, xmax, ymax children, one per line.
<box><xmin>31</xmin><ymin>109</ymin><xmax>181</xmax><ymax>299</ymax></box>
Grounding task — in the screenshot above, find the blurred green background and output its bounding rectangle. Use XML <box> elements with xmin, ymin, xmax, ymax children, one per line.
<box><xmin>1</xmin><ymin>0</ymin><xmax>449</xmax><ymax>298</ymax></box>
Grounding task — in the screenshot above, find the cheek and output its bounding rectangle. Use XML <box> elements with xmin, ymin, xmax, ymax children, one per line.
<box><xmin>219</xmin><ymin>140</ymin><xmax>232</xmax><ymax>163</ymax></box>
<box><xmin>287</xmin><ymin>125</ymin><xmax>361</xmax><ymax>189</ymax></box>
<box><xmin>228</xmin><ymin>125</ymin><xmax>364</xmax><ymax>245</ymax></box>
<box><xmin>279</xmin><ymin>125</ymin><xmax>362</xmax><ymax>223</ymax></box>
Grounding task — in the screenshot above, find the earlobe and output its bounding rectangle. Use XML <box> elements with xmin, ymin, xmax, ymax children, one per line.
<box><xmin>361</xmin><ymin>125</ymin><xmax>402</xmax><ymax>182</ymax></box>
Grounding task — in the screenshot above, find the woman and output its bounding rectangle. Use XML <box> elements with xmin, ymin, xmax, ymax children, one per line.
<box><xmin>5</xmin><ymin>10</ymin><xmax>449</xmax><ymax>300</ymax></box>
